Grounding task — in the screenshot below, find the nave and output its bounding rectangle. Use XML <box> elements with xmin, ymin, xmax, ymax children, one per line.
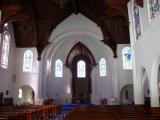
<box><xmin>1</xmin><ymin>103</ymin><xmax>160</xmax><ymax>120</ymax></box>
<box><xmin>1</xmin><ymin>0</ymin><xmax>160</xmax><ymax>119</ymax></box>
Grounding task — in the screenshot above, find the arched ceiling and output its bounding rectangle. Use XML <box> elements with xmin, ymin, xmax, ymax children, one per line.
<box><xmin>0</xmin><ymin>0</ymin><xmax>143</xmax><ymax>60</ymax></box>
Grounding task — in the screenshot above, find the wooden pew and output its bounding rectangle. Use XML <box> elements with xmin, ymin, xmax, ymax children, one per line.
<box><xmin>63</xmin><ymin>105</ymin><xmax>160</xmax><ymax>120</ymax></box>
<box><xmin>0</xmin><ymin>104</ymin><xmax>62</xmax><ymax>120</ymax></box>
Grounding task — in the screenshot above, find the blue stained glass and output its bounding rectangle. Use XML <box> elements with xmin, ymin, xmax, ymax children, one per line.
<box><xmin>149</xmin><ymin>0</ymin><xmax>160</xmax><ymax>20</ymax></box>
<box><xmin>133</xmin><ymin>2</ymin><xmax>142</xmax><ymax>39</ymax></box>
<box><xmin>122</xmin><ymin>47</ymin><xmax>132</xmax><ymax>70</ymax></box>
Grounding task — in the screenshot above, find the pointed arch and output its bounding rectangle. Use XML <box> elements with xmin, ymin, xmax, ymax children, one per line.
<box><xmin>66</xmin><ymin>42</ymin><xmax>96</xmax><ymax>67</ymax></box>
<box><xmin>66</xmin><ymin>42</ymin><xmax>96</xmax><ymax>103</ymax></box>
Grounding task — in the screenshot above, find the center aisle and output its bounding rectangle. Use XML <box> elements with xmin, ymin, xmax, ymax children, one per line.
<box><xmin>55</xmin><ymin>103</ymin><xmax>92</xmax><ymax>120</ymax></box>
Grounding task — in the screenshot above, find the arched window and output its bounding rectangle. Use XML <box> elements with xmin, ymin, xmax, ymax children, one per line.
<box><xmin>55</xmin><ymin>59</ymin><xmax>63</xmax><ymax>77</ymax></box>
<box><xmin>99</xmin><ymin>58</ymin><xmax>106</xmax><ymax>77</ymax></box>
<box><xmin>77</xmin><ymin>60</ymin><xmax>86</xmax><ymax>78</ymax></box>
<box><xmin>133</xmin><ymin>2</ymin><xmax>142</xmax><ymax>40</ymax></box>
<box><xmin>18</xmin><ymin>88</ymin><xmax>22</xmax><ymax>98</ymax></box>
<box><xmin>1</xmin><ymin>31</ymin><xmax>10</xmax><ymax>69</ymax></box>
<box><xmin>122</xmin><ymin>47</ymin><xmax>132</xmax><ymax>69</ymax></box>
<box><xmin>148</xmin><ymin>0</ymin><xmax>160</xmax><ymax>21</ymax></box>
<box><xmin>23</xmin><ymin>50</ymin><xmax>33</xmax><ymax>72</ymax></box>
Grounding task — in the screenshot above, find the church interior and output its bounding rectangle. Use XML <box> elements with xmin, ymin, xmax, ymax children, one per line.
<box><xmin>0</xmin><ymin>0</ymin><xmax>160</xmax><ymax>119</ymax></box>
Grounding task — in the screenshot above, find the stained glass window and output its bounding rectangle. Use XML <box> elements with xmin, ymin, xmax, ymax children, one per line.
<box><xmin>1</xmin><ymin>31</ymin><xmax>10</xmax><ymax>69</ymax></box>
<box><xmin>122</xmin><ymin>47</ymin><xmax>132</xmax><ymax>69</ymax></box>
<box><xmin>99</xmin><ymin>58</ymin><xmax>106</xmax><ymax>77</ymax></box>
<box><xmin>148</xmin><ymin>0</ymin><xmax>160</xmax><ymax>21</ymax></box>
<box><xmin>23</xmin><ymin>50</ymin><xmax>33</xmax><ymax>72</ymax></box>
<box><xmin>133</xmin><ymin>2</ymin><xmax>142</xmax><ymax>40</ymax></box>
<box><xmin>77</xmin><ymin>60</ymin><xmax>86</xmax><ymax>78</ymax></box>
<box><xmin>55</xmin><ymin>59</ymin><xmax>63</xmax><ymax>77</ymax></box>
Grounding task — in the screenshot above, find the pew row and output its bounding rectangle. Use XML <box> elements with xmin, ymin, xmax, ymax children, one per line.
<box><xmin>0</xmin><ymin>104</ymin><xmax>62</xmax><ymax>120</ymax></box>
<box><xmin>63</xmin><ymin>105</ymin><xmax>160</xmax><ymax>120</ymax></box>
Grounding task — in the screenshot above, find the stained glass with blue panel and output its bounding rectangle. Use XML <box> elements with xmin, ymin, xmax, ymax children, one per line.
<box><xmin>134</xmin><ymin>2</ymin><xmax>142</xmax><ymax>40</ymax></box>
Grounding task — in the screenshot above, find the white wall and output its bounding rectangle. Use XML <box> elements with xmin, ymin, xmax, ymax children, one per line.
<box><xmin>0</xmin><ymin>14</ymin><xmax>134</xmax><ymax>105</ymax></box>
<box><xmin>128</xmin><ymin>0</ymin><xmax>160</xmax><ymax>106</ymax></box>
<box><xmin>117</xmin><ymin>44</ymin><xmax>133</xmax><ymax>94</ymax></box>
<box><xmin>14</xmin><ymin>48</ymin><xmax>40</xmax><ymax>104</ymax></box>
<box><xmin>0</xmin><ymin>23</ymin><xmax>16</xmax><ymax>99</ymax></box>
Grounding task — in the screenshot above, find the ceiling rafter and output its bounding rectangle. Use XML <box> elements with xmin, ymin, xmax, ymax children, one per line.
<box><xmin>0</xmin><ymin>4</ymin><xmax>28</xmax><ymax>32</ymax></box>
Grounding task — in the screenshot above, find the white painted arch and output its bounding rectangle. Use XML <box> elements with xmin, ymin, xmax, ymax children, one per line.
<box><xmin>150</xmin><ymin>56</ymin><xmax>160</xmax><ymax>107</ymax></box>
<box><xmin>39</xmin><ymin>14</ymin><xmax>116</xmax><ymax>104</ymax></box>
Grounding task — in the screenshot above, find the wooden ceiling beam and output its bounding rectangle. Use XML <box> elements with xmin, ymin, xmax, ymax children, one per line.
<box><xmin>104</xmin><ymin>0</ymin><xmax>129</xmax><ymax>22</ymax></box>
<box><xmin>0</xmin><ymin>4</ymin><xmax>28</xmax><ymax>32</ymax></box>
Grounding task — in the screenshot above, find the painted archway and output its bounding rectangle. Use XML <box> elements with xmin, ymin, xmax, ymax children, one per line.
<box><xmin>138</xmin><ymin>67</ymin><xmax>151</xmax><ymax>107</ymax></box>
<box><xmin>151</xmin><ymin>56</ymin><xmax>160</xmax><ymax>107</ymax></box>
